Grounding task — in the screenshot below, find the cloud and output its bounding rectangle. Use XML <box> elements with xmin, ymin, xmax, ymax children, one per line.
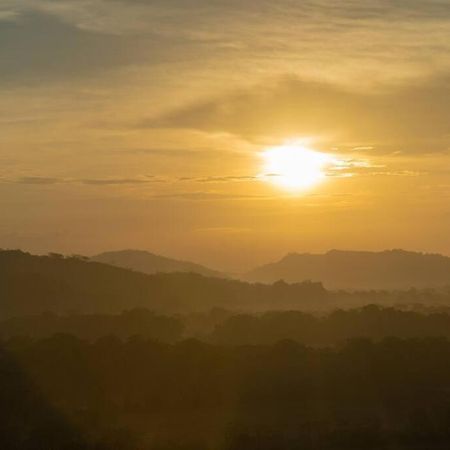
<box><xmin>17</xmin><ymin>176</ymin><xmax>63</xmax><ymax>185</ymax></box>
<box><xmin>8</xmin><ymin>173</ymin><xmax>260</xmax><ymax>187</ymax></box>
<box><xmin>8</xmin><ymin>160</ymin><xmax>421</xmax><ymax>190</ymax></box>
<box><xmin>2</xmin><ymin>0</ymin><xmax>450</xmax><ymax>86</ymax></box>
<box><xmin>144</xmin><ymin>76</ymin><xmax>450</xmax><ymax>153</ymax></box>
<box><xmin>0</xmin><ymin>10</ymin><xmax>19</xmax><ymax>22</ymax></box>
<box><xmin>121</xmin><ymin>148</ymin><xmax>226</xmax><ymax>158</ymax></box>
<box><xmin>148</xmin><ymin>191</ymin><xmax>271</xmax><ymax>201</ymax></box>
<box><xmin>11</xmin><ymin>175</ymin><xmax>158</xmax><ymax>186</ymax></box>
<box><xmin>21</xmin><ymin>1</ymin><xmax>450</xmax><ymax>35</ymax></box>
<box><xmin>15</xmin><ymin>174</ymin><xmax>261</xmax><ymax>187</ymax></box>
<box><xmin>0</xmin><ymin>10</ymin><xmax>164</xmax><ymax>83</ymax></box>
<box><xmin>183</xmin><ymin>175</ymin><xmax>258</xmax><ymax>183</ymax></box>
<box><xmin>327</xmin><ymin>166</ymin><xmax>423</xmax><ymax>178</ymax></box>
<box><xmin>80</xmin><ymin>177</ymin><xmax>156</xmax><ymax>186</ymax></box>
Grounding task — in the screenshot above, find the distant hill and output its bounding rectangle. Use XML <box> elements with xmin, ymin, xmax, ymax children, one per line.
<box><xmin>92</xmin><ymin>249</ymin><xmax>224</xmax><ymax>278</ymax></box>
<box><xmin>0</xmin><ymin>250</ymin><xmax>327</xmax><ymax>317</ymax></box>
<box><xmin>244</xmin><ymin>249</ymin><xmax>450</xmax><ymax>290</ymax></box>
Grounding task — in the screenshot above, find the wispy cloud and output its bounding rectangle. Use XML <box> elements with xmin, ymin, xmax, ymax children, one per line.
<box><xmin>144</xmin><ymin>76</ymin><xmax>450</xmax><ymax>154</ymax></box>
<box><xmin>10</xmin><ymin>175</ymin><xmax>159</xmax><ymax>186</ymax></box>
<box><xmin>17</xmin><ymin>176</ymin><xmax>63</xmax><ymax>185</ymax></box>
<box><xmin>2</xmin><ymin>0</ymin><xmax>450</xmax><ymax>86</ymax></box>
<box><xmin>181</xmin><ymin>175</ymin><xmax>258</xmax><ymax>183</ymax></box>
<box><xmin>80</xmin><ymin>177</ymin><xmax>157</xmax><ymax>186</ymax></box>
<box><xmin>148</xmin><ymin>191</ymin><xmax>272</xmax><ymax>201</ymax></box>
<box><xmin>0</xmin><ymin>10</ymin><xmax>19</xmax><ymax>22</ymax></box>
<box><xmin>6</xmin><ymin>161</ymin><xmax>421</xmax><ymax>190</ymax></box>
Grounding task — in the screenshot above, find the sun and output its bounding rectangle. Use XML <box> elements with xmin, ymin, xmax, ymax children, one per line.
<box><xmin>261</xmin><ymin>143</ymin><xmax>334</xmax><ymax>191</ymax></box>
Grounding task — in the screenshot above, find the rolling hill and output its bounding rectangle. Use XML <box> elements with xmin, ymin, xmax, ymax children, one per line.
<box><xmin>245</xmin><ymin>249</ymin><xmax>450</xmax><ymax>289</ymax></box>
<box><xmin>92</xmin><ymin>249</ymin><xmax>224</xmax><ymax>278</ymax></box>
<box><xmin>0</xmin><ymin>250</ymin><xmax>326</xmax><ymax>317</ymax></box>
<box><xmin>2</xmin><ymin>250</ymin><xmax>450</xmax><ymax>319</ymax></box>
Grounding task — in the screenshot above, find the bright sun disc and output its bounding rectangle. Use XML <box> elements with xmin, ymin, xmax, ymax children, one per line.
<box><xmin>262</xmin><ymin>144</ymin><xmax>334</xmax><ymax>191</ymax></box>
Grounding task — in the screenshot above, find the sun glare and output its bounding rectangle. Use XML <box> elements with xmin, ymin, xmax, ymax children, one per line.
<box><xmin>261</xmin><ymin>144</ymin><xmax>334</xmax><ymax>192</ymax></box>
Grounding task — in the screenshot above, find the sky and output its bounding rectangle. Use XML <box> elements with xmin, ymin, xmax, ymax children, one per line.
<box><xmin>1</xmin><ymin>0</ymin><xmax>449</xmax><ymax>271</ymax></box>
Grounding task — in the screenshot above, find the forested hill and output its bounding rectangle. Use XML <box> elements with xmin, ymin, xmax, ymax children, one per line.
<box><xmin>2</xmin><ymin>250</ymin><xmax>450</xmax><ymax>318</ymax></box>
<box><xmin>0</xmin><ymin>250</ymin><xmax>327</xmax><ymax>317</ymax></box>
<box><xmin>92</xmin><ymin>249</ymin><xmax>225</xmax><ymax>278</ymax></box>
<box><xmin>245</xmin><ymin>249</ymin><xmax>450</xmax><ymax>289</ymax></box>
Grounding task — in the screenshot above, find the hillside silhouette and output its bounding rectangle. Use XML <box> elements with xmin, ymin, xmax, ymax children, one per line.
<box><xmin>0</xmin><ymin>250</ymin><xmax>329</xmax><ymax>316</ymax></box>
<box><xmin>245</xmin><ymin>249</ymin><xmax>450</xmax><ymax>289</ymax></box>
<box><xmin>3</xmin><ymin>250</ymin><xmax>450</xmax><ymax>319</ymax></box>
<box><xmin>92</xmin><ymin>249</ymin><xmax>225</xmax><ymax>278</ymax></box>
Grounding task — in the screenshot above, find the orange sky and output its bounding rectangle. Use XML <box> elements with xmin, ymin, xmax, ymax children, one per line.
<box><xmin>0</xmin><ymin>1</ymin><xmax>449</xmax><ymax>271</ymax></box>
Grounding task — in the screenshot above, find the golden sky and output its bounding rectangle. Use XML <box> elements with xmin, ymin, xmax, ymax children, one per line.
<box><xmin>1</xmin><ymin>0</ymin><xmax>449</xmax><ymax>270</ymax></box>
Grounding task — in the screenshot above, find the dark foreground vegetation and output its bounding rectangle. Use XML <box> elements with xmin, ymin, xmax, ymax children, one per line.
<box><xmin>5</xmin><ymin>305</ymin><xmax>450</xmax><ymax>346</ymax></box>
<box><xmin>3</xmin><ymin>336</ymin><xmax>450</xmax><ymax>449</ymax></box>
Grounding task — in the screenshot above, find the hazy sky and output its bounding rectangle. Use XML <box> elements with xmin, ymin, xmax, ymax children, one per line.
<box><xmin>1</xmin><ymin>0</ymin><xmax>450</xmax><ymax>271</ymax></box>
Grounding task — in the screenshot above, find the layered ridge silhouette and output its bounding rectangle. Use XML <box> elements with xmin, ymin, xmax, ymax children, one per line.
<box><xmin>92</xmin><ymin>249</ymin><xmax>225</xmax><ymax>278</ymax></box>
<box><xmin>0</xmin><ymin>250</ymin><xmax>326</xmax><ymax>316</ymax></box>
<box><xmin>245</xmin><ymin>249</ymin><xmax>450</xmax><ymax>289</ymax></box>
<box><xmin>1</xmin><ymin>250</ymin><xmax>450</xmax><ymax>318</ymax></box>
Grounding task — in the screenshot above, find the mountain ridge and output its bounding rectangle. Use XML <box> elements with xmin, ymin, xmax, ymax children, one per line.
<box><xmin>0</xmin><ymin>249</ymin><xmax>327</xmax><ymax>317</ymax></box>
<box><xmin>92</xmin><ymin>249</ymin><xmax>225</xmax><ymax>278</ymax></box>
<box><xmin>244</xmin><ymin>249</ymin><xmax>450</xmax><ymax>289</ymax></box>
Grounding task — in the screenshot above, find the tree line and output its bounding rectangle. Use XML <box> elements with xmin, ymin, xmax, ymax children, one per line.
<box><xmin>5</xmin><ymin>305</ymin><xmax>450</xmax><ymax>346</ymax></box>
